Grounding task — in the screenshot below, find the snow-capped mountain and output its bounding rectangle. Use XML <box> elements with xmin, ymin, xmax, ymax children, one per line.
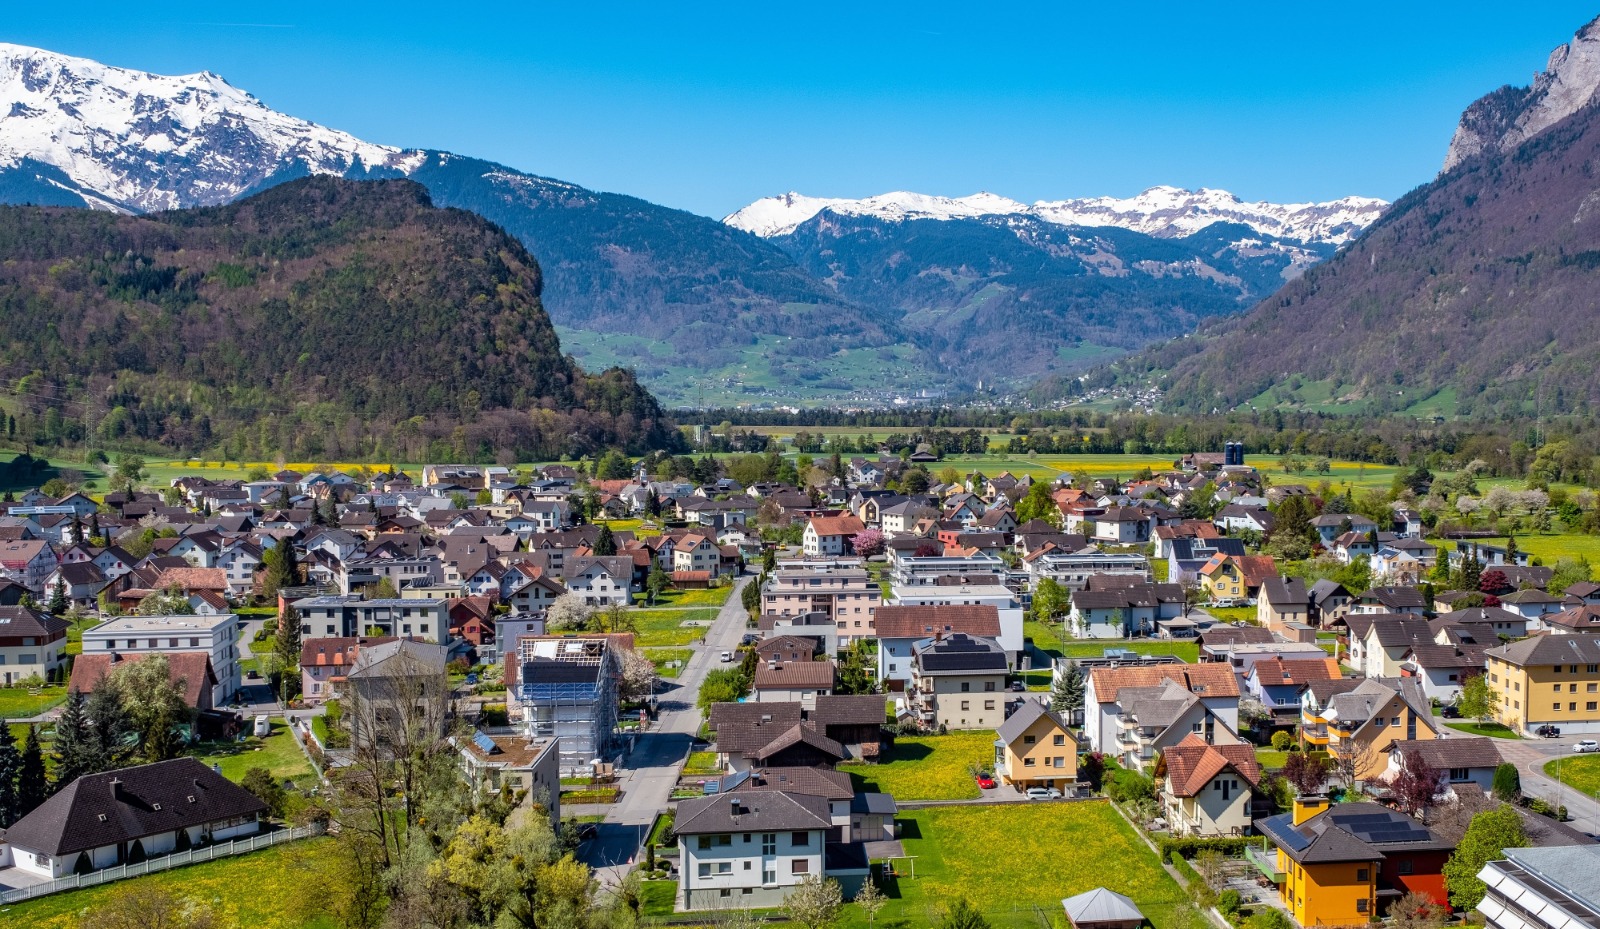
<box><xmin>725</xmin><ymin>185</ymin><xmax>1388</xmax><ymax>246</ymax></box>
<box><xmin>0</xmin><ymin>43</ymin><xmax>422</xmax><ymax>212</ymax></box>
<box><xmin>1444</xmin><ymin>15</ymin><xmax>1600</xmax><ymax>172</ymax></box>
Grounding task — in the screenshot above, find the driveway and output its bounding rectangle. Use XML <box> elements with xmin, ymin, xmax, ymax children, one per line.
<box><xmin>1496</xmin><ymin>733</ymin><xmax>1600</xmax><ymax>835</ymax></box>
<box><xmin>583</xmin><ymin>574</ymin><xmax>753</xmax><ymax>886</ymax></box>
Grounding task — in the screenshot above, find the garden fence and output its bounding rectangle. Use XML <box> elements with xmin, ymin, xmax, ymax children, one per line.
<box><xmin>0</xmin><ymin>822</ymin><xmax>325</xmax><ymax>904</ymax></box>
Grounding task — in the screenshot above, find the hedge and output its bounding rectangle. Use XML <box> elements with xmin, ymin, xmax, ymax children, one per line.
<box><xmin>1158</xmin><ymin>836</ymin><xmax>1258</xmax><ymax>859</ymax></box>
<box><xmin>1170</xmin><ymin>851</ymin><xmax>1201</xmax><ymax>884</ymax></box>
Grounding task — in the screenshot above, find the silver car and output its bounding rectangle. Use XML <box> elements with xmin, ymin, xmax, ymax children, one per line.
<box><xmin>1025</xmin><ymin>786</ymin><xmax>1063</xmax><ymax>800</ymax></box>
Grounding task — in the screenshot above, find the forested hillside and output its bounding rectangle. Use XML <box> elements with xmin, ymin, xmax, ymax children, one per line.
<box><xmin>0</xmin><ymin>176</ymin><xmax>682</xmax><ymax>460</ymax></box>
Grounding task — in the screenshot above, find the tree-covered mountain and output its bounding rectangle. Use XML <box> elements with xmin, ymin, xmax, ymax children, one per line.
<box><xmin>0</xmin><ymin>176</ymin><xmax>681</xmax><ymax>459</ymax></box>
<box><xmin>1113</xmin><ymin>16</ymin><xmax>1600</xmax><ymax>419</ymax></box>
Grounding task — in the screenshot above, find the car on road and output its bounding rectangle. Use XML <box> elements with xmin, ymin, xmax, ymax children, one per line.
<box><xmin>1539</xmin><ymin>725</ymin><xmax>1563</xmax><ymax>738</ymax></box>
<box><xmin>719</xmin><ymin>650</ymin><xmax>734</xmax><ymax>662</ymax></box>
<box><xmin>1026</xmin><ymin>786</ymin><xmax>1062</xmax><ymax>800</ymax></box>
<box><xmin>1441</xmin><ymin>705</ymin><xmax>1461</xmax><ymax>719</ymax></box>
<box><xmin>740</xmin><ymin>633</ymin><xmax>761</xmax><ymax>646</ymax></box>
<box><xmin>1576</xmin><ymin>740</ymin><xmax>1600</xmax><ymax>753</ymax></box>
<box><xmin>975</xmin><ymin>772</ymin><xmax>997</xmax><ymax>790</ymax></box>
<box><xmin>464</xmin><ymin>673</ymin><xmax>478</xmax><ymax>685</ymax></box>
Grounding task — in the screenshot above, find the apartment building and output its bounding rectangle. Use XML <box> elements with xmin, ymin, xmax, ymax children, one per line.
<box><xmin>761</xmin><ymin>559</ymin><xmax>881</xmax><ymax>644</ymax></box>
<box><xmin>1485</xmin><ymin>634</ymin><xmax>1600</xmax><ymax>735</ymax></box>
<box><xmin>80</xmin><ymin>612</ymin><xmax>241</xmax><ymax>705</ymax></box>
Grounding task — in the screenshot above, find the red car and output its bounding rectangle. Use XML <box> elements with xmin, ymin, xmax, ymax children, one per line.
<box><xmin>975</xmin><ymin>772</ymin><xmax>997</xmax><ymax>790</ymax></box>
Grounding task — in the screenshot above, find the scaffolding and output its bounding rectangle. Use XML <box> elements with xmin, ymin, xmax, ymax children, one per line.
<box><xmin>516</xmin><ymin>637</ymin><xmax>619</xmax><ymax>774</ymax></box>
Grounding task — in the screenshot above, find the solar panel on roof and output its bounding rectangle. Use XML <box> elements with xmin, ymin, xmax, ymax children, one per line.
<box><xmin>473</xmin><ymin>731</ymin><xmax>499</xmax><ymax>755</ymax></box>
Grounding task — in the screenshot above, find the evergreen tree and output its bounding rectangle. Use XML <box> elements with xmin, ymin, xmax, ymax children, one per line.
<box><xmin>86</xmin><ymin>685</ymin><xmax>133</xmax><ymax>771</ymax></box>
<box><xmin>51</xmin><ymin>690</ymin><xmax>94</xmax><ymax>786</ymax></box>
<box><xmin>17</xmin><ymin>724</ymin><xmax>47</xmax><ymax>816</ymax></box>
<box><xmin>48</xmin><ymin>578</ymin><xmax>67</xmax><ymax>615</ymax></box>
<box><xmin>1050</xmin><ymin>661</ymin><xmax>1085</xmax><ymax>717</ymax></box>
<box><xmin>645</xmin><ymin>490</ymin><xmax>661</xmax><ymax>518</ymax></box>
<box><xmin>273</xmin><ymin>605</ymin><xmax>303</xmax><ymax>702</ymax></box>
<box><xmin>0</xmin><ymin>721</ymin><xmax>21</xmax><ymax>827</ymax></box>
<box><xmin>263</xmin><ymin>540</ymin><xmax>300</xmax><ymax>600</ymax></box>
<box><xmin>1460</xmin><ymin>546</ymin><xmax>1483</xmax><ymax>593</ymax></box>
<box><xmin>593</xmin><ymin>524</ymin><xmax>617</xmax><ymax>556</ymax></box>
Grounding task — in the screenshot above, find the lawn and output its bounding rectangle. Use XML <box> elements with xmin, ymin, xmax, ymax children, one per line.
<box><xmin>630</xmin><ymin>608</ymin><xmax>721</xmax><ymax>647</ymax></box>
<box><xmin>1445</xmin><ymin>721</ymin><xmax>1522</xmax><ymax>739</ymax></box>
<box><xmin>0</xmin><ymin>837</ymin><xmax>340</xmax><ymax>929</ymax></box>
<box><xmin>644</xmin><ymin>586</ymin><xmax>734</xmax><ymax>607</ymax></box>
<box><xmin>840</xmin><ymin>732</ymin><xmax>993</xmax><ymax>801</ymax></box>
<box><xmin>190</xmin><ymin>719</ymin><xmax>315</xmax><ymax>783</ymax></box>
<box><xmin>1023</xmin><ymin>622</ymin><xmax>1199</xmax><ymax>687</ymax></box>
<box><xmin>847</xmin><ymin>802</ymin><xmax>1188</xmax><ymax>929</ymax></box>
<box><xmin>644</xmin><ymin>647</ymin><xmax>694</xmax><ymax>679</ymax></box>
<box><xmin>640</xmin><ymin>879</ymin><xmax>679</xmax><ymax>918</ymax></box>
<box><xmin>1459</xmin><ymin>534</ymin><xmax>1600</xmax><ymax>565</ymax></box>
<box><xmin>0</xmin><ymin>684</ymin><xmax>68</xmax><ymax>719</ymax></box>
<box><xmin>1204</xmin><ymin>606</ymin><xmax>1258</xmax><ymax>625</ymax></box>
<box><xmin>1255</xmin><ymin>748</ymin><xmax>1288</xmax><ymax>770</ymax></box>
<box><xmin>1545</xmin><ymin>755</ymin><xmax>1600</xmax><ymax>794</ymax></box>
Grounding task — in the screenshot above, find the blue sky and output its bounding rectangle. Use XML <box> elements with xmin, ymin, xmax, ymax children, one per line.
<box><xmin>9</xmin><ymin>3</ymin><xmax>1600</xmax><ymax>216</ymax></box>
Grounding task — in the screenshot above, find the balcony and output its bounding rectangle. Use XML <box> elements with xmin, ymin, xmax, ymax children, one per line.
<box><xmin>1244</xmin><ymin>843</ymin><xmax>1285</xmax><ymax>882</ymax></box>
<box><xmin>1302</xmin><ymin>725</ymin><xmax>1329</xmax><ymax>746</ymax></box>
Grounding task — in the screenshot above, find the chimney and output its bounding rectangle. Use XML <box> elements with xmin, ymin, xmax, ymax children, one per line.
<box><xmin>109</xmin><ymin>777</ymin><xmax>125</xmax><ymax>802</ymax></box>
<box><xmin>1292</xmin><ymin>795</ymin><xmax>1328</xmax><ymax>825</ymax></box>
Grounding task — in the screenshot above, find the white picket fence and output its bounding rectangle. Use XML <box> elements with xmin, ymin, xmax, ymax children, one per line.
<box><xmin>0</xmin><ymin>823</ymin><xmax>325</xmax><ymax>904</ymax></box>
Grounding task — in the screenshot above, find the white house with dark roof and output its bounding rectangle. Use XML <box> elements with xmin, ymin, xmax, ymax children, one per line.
<box><xmin>674</xmin><ymin>791</ymin><xmax>869</xmax><ymax>909</ymax></box>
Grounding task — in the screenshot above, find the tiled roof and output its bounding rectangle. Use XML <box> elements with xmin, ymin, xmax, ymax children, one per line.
<box><xmin>1163</xmin><ymin>732</ymin><xmax>1262</xmax><ymax>796</ymax></box>
<box><xmin>753</xmin><ymin>660</ymin><xmax>836</xmax><ymax>690</ymax></box>
<box><xmin>1090</xmin><ymin>662</ymin><xmax>1240</xmax><ymax>702</ymax></box>
<box><xmin>70</xmin><ymin>652</ymin><xmax>216</xmax><ymax>708</ymax></box>
<box><xmin>1386</xmin><ymin>736</ymin><xmax>1501</xmax><ymax>770</ymax></box>
<box><xmin>873</xmin><ymin>604</ymin><xmax>1000</xmax><ymax>639</ymax></box>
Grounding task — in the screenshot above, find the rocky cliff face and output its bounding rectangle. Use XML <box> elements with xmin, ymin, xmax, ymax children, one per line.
<box><xmin>1444</xmin><ymin>16</ymin><xmax>1600</xmax><ymax>172</ymax></box>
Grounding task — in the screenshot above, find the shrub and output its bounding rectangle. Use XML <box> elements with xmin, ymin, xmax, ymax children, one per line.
<box><xmin>1106</xmin><ymin>769</ymin><xmax>1155</xmax><ymax>803</ymax></box>
<box><xmin>1157</xmin><ymin>836</ymin><xmax>1257</xmax><ymax>859</ymax></box>
<box><xmin>1217</xmin><ymin>890</ymin><xmax>1241</xmax><ymax>917</ymax></box>
<box><xmin>1170</xmin><ymin>851</ymin><xmax>1200</xmax><ymax>884</ymax></box>
<box><xmin>1269</xmin><ymin>731</ymin><xmax>1292</xmax><ymax>752</ymax></box>
<box><xmin>479</xmin><ymin>703</ymin><xmax>509</xmax><ymax>727</ymax></box>
<box><xmin>1492</xmin><ymin>762</ymin><xmax>1521</xmax><ymax>802</ymax></box>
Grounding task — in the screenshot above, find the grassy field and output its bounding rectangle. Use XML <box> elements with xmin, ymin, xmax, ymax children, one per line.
<box><xmin>840</xmin><ymin>732</ymin><xmax>993</xmax><ymax>801</ymax></box>
<box><xmin>1022</xmin><ymin>621</ymin><xmax>1199</xmax><ymax>686</ymax></box>
<box><xmin>0</xmin><ymin>837</ymin><xmax>339</xmax><ymax>929</ymax></box>
<box><xmin>0</xmin><ymin>684</ymin><xmax>68</xmax><ymax>719</ymax></box>
<box><xmin>1204</xmin><ymin>606</ymin><xmax>1258</xmax><ymax>625</ymax></box>
<box><xmin>190</xmin><ymin>719</ymin><xmax>315</xmax><ymax>783</ymax></box>
<box><xmin>1446</xmin><ymin>721</ymin><xmax>1522</xmax><ymax>739</ymax></box>
<box><xmin>1545</xmin><ymin>755</ymin><xmax>1600</xmax><ymax>794</ymax></box>
<box><xmin>644</xmin><ymin>586</ymin><xmax>735</xmax><ymax>607</ymax></box>
<box><xmin>1458</xmin><ymin>535</ymin><xmax>1600</xmax><ymax>565</ymax></box>
<box><xmin>631</xmin><ymin>608</ymin><xmax>720</xmax><ymax>647</ymax></box>
<box><xmin>851</xmin><ymin>802</ymin><xmax>1188</xmax><ymax>929</ymax></box>
<box><xmin>933</xmin><ymin>453</ymin><xmax>1404</xmax><ymax>491</ymax></box>
<box><xmin>1256</xmin><ymin>748</ymin><xmax>1289</xmax><ymax>770</ymax></box>
<box><xmin>643</xmin><ymin>647</ymin><xmax>694</xmax><ymax>679</ymax></box>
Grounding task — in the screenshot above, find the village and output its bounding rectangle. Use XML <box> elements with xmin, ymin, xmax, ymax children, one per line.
<box><xmin>0</xmin><ymin>443</ymin><xmax>1595</xmax><ymax>929</ymax></box>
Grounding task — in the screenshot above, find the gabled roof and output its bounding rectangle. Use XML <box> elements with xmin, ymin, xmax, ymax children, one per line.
<box><xmin>995</xmin><ymin>699</ymin><xmax>1071</xmax><ymax>747</ymax></box>
<box><xmin>1385</xmin><ymin>736</ymin><xmax>1502</xmax><ymax>770</ymax></box>
<box><xmin>753</xmin><ymin>660</ymin><xmax>836</xmax><ymax>690</ymax></box>
<box><xmin>807</xmin><ymin>515</ymin><xmax>866</xmax><ymax>537</ymax></box>
<box><xmin>873</xmin><ymin>604</ymin><xmax>1000</xmax><ymax>639</ymax></box>
<box><xmin>1488</xmin><ymin>633</ymin><xmax>1600</xmax><ymax>667</ymax></box>
<box><xmin>70</xmin><ymin>652</ymin><xmax>217</xmax><ymax>708</ymax></box>
<box><xmin>1090</xmin><ymin>662</ymin><xmax>1240</xmax><ymax>703</ymax></box>
<box><xmin>812</xmin><ymin>694</ymin><xmax>891</xmax><ymax>728</ymax></box>
<box><xmin>1256</xmin><ymin>801</ymin><xmax>1451</xmax><ymax>865</ymax></box>
<box><xmin>1062</xmin><ymin>888</ymin><xmax>1144</xmax><ymax>925</ymax></box>
<box><xmin>0</xmin><ymin>605</ymin><xmax>69</xmax><ymax>639</ymax></box>
<box><xmin>751</xmin><ymin>723</ymin><xmax>846</xmax><ymax>762</ymax></box>
<box><xmin>1245</xmin><ymin>657</ymin><xmax>1342</xmax><ymax>688</ymax></box>
<box><xmin>707</xmin><ymin>702</ymin><xmax>805</xmax><ymax>754</ymax></box>
<box><xmin>1163</xmin><ymin>732</ymin><xmax>1262</xmax><ymax>796</ymax></box>
<box><xmin>674</xmin><ymin>790</ymin><xmax>831</xmax><ymax>835</ymax></box>
<box><xmin>2</xmin><ymin>758</ymin><xmax>265</xmax><ymax>857</ymax></box>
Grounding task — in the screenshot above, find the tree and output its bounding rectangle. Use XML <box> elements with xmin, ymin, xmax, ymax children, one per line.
<box><xmin>262</xmin><ymin>540</ymin><xmax>301</xmax><ymax>601</ymax></box>
<box><xmin>1281</xmin><ymin>751</ymin><xmax>1331</xmax><ymax>796</ymax></box>
<box><xmin>136</xmin><ymin>587</ymin><xmax>196</xmax><ymax>615</ymax></box>
<box><xmin>850</xmin><ymin>529</ymin><xmax>886</xmax><ymax>558</ymax></box>
<box><xmin>1479</xmin><ymin>569</ymin><xmax>1508</xmax><ymax>595</ymax></box>
<box><xmin>86</xmin><ymin>685</ymin><xmax>135</xmax><ymax>771</ymax></box>
<box><xmin>111</xmin><ymin>454</ymin><xmax>146</xmax><ymax>493</ymax></box>
<box><xmin>593</xmin><ymin>524</ymin><xmax>617</xmax><ymax>556</ymax></box>
<box><xmin>79</xmin><ymin>884</ymin><xmax>223</xmax><ymax>929</ymax></box>
<box><xmin>1193</xmin><ymin>849</ymin><xmax>1227</xmax><ymax>894</ymax></box>
<box><xmin>1491</xmin><ymin>762</ymin><xmax>1522</xmax><ymax>802</ymax></box>
<box><xmin>51</xmin><ymin>689</ymin><xmax>96</xmax><ymax>785</ymax></box>
<box><xmin>0</xmin><ymin>721</ymin><xmax>21</xmax><ymax>827</ymax></box>
<box><xmin>1458</xmin><ymin>671</ymin><xmax>1499</xmax><ymax>725</ymax></box>
<box><xmin>1032</xmin><ymin>577</ymin><xmax>1068</xmax><ymax>623</ymax></box>
<box><xmin>1014</xmin><ymin>482</ymin><xmax>1063</xmax><ymax>528</ymax></box>
<box><xmin>1549</xmin><ymin>556</ymin><xmax>1594</xmax><ymax>595</ymax></box>
<box><xmin>1051</xmin><ymin>661</ymin><xmax>1085</xmax><ymax>718</ymax></box>
<box><xmin>618</xmin><ymin>647</ymin><xmax>658</xmax><ymax>703</ymax></box>
<box><xmin>854</xmin><ymin>878</ymin><xmax>887</xmax><ymax>929</ymax></box>
<box><xmin>740</xmin><ymin>574</ymin><xmax>761</xmax><ymax>616</ymax></box>
<box><xmin>273</xmin><ymin>605</ymin><xmax>303</xmax><ymax>702</ymax></box>
<box><xmin>1444</xmin><ymin>803</ymin><xmax>1529</xmax><ymax>909</ymax></box>
<box><xmin>547</xmin><ymin>594</ymin><xmax>593</xmax><ymax>631</ymax></box>
<box><xmin>1388</xmin><ymin>890</ymin><xmax>1449</xmax><ymax>929</ymax></box>
<box><xmin>48</xmin><ymin>578</ymin><xmax>67</xmax><ymax>615</ymax></box>
<box><xmin>240</xmin><ymin>766</ymin><xmax>287</xmax><ymax>819</ymax></box>
<box><xmin>18</xmin><ymin>724</ymin><xmax>47</xmax><ymax>815</ymax></box>
<box><xmin>1389</xmin><ymin>750</ymin><xmax>1442</xmax><ymax>820</ymax></box>
<box><xmin>938</xmin><ymin>898</ymin><xmax>992</xmax><ymax>929</ymax></box>
<box><xmin>784</xmin><ymin>875</ymin><xmax>843</xmax><ymax>929</ymax></box>
<box><xmin>369</xmin><ymin>576</ymin><xmax>399</xmax><ymax>600</ymax></box>
<box><xmin>107</xmin><ymin>655</ymin><xmax>192</xmax><ymax>763</ymax></box>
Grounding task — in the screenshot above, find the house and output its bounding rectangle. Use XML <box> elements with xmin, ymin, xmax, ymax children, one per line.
<box><xmin>0</xmin><ymin>757</ymin><xmax>265</xmax><ymax>879</ymax></box>
<box><xmin>1160</xmin><ymin>733</ymin><xmax>1262</xmax><ymax>837</ymax></box>
<box><xmin>673</xmin><ymin>791</ymin><xmax>870</xmax><ymax>910</ymax></box>
<box><xmin>0</xmin><ymin>605</ymin><xmax>69</xmax><ymax>686</ymax></box>
<box><xmin>705</xmin><ymin>702</ymin><xmax>857</xmax><ymax>771</ymax></box>
<box><xmin>1254</xmin><ymin>797</ymin><xmax>1451</xmax><ymax>925</ymax></box>
<box><xmin>1369</xmin><ymin>547</ymin><xmax>1423</xmax><ymax>585</ymax></box>
<box><xmin>755</xmin><ymin>636</ymin><xmax>823</xmax><ymax>665</ymax></box>
<box><xmin>887</xmin><ymin>584</ymin><xmax>1025</xmax><ymax>658</ymax></box>
<box><xmin>752</xmin><ymin>659</ymin><xmax>836</xmax><ymax>711</ymax></box>
<box><xmin>293</xmin><ymin>595</ymin><xmax>447</xmax><ymax>644</ymax></box>
<box><xmin>1299</xmin><ymin>677</ymin><xmax>1438</xmax><ymax>780</ymax></box>
<box><xmin>1477</xmin><ymin>845</ymin><xmax>1600</xmax><ymax>929</ymax></box>
<box><xmin>1485</xmin><ymin>634</ymin><xmax>1600</xmax><ymax>735</ymax></box>
<box><xmin>1496</xmin><ymin>588</ymin><xmax>1569</xmax><ymax>625</ymax></box>
<box><xmin>1164</xmin><ymin>536</ymin><xmax>1245</xmax><ymax>585</ymax></box>
<box><xmin>1345</xmin><ymin>614</ymin><xmax>1436</xmax><ymax>678</ymax></box>
<box><xmin>993</xmin><ymin>700</ymin><xmax>1078</xmax><ymax>791</ymax></box>
<box><xmin>1082</xmin><ymin>663</ymin><xmax>1241</xmax><ymax>758</ymax></box>
<box><xmin>70</xmin><ymin>651</ymin><xmax>218</xmax><ymax>712</ymax></box>
<box><xmin>906</xmin><ymin>633</ymin><xmax>1010</xmax><ymax>731</ymax></box>
<box><xmin>344</xmin><ymin>639</ymin><xmax>450</xmax><ymax>748</ymax></box>
<box><xmin>1199</xmin><ymin>553</ymin><xmax>1275</xmax><ymax>604</ymax></box>
<box><xmin>1103</xmin><ymin>676</ymin><xmax>1247</xmax><ymax>771</ymax></box>
<box><xmin>760</xmin><ymin>561</ymin><xmax>881</xmax><ymax>641</ymax></box>
<box><xmin>1062</xmin><ymin>888</ymin><xmax>1145</xmax><ymax>929</ymax></box>
<box><xmin>875</xmin><ymin>604</ymin><xmax>1001</xmax><ymax>687</ymax></box>
<box><xmin>1256</xmin><ymin>577</ymin><xmax>1309</xmax><ymax>633</ymax></box>
<box><xmin>0</xmin><ymin>538</ymin><xmax>58</xmax><ymax>593</ymax></box>
<box><xmin>1309</xmin><ymin>580</ymin><xmax>1354</xmax><ymax>628</ymax></box>
<box><xmin>298</xmin><ymin>636</ymin><xmax>396</xmax><ymax>704</ymax></box>
<box><xmin>563</xmin><ymin>556</ymin><xmax>635</xmax><ymax>607</ymax></box>
<box><xmin>1242</xmin><ymin>657</ymin><xmax>1342</xmax><ymax>725</ymax></box>
<box><xmin>455</xmin><ymin>731</ymin><xmax>561</xmax><ymax>828</ymax></box>
<box><xmin>1381</xmin><ymin>736</ymin><xmax>1502</xmax><ymax>801</ymax></box>
<box><xmin>511</xmin><ymin>635</ymin><xmax>624</xmax><ymax>774</ymax></box>
<box><xmin>1068</xmin><ymin>583</ymin><xmax>1187</xmax><ymax>639</ymax></box>
<box><xmin>1398</xmin><ymin>640</ymin><xmax>1487</xmax><ymax>704</ymax></box>
<box><xmin>726</xmin><ymin>766</ymin><xmax>896</xmax><ymax>843</ymax></box>
<box><xmin>1212</xmin><ymin>505</ymin><xmax>1274</xmax><ymax>535</ymax></box>
<box><xmin>803</xmin><ymin>515</ymin><xmax>866</xmax><ymax>557</ymax></box>
<box><xmin>80</xmin><ymin>612</ymin><xmax>241</xmax><ymax>706</ymax></box>
<box><xmin>1310</xmin><ymin>513</ymin><xmax>1378</xmax><ymax>544</ymax></box>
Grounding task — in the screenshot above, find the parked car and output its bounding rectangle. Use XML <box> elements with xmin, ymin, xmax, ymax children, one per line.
<box><xmin>1576</xmin><ymin>740</ymin><xmax>1600</xmax><ymax>753</ymax></box>
<box><xmin>1009</xmin><ymin>681</ymin><xmax>1026</xmax><ymax>692</ymax></box>
<box><xmin>1026</xmin><ymin>786</ymin><xmax>1063</xmax><ymax>800</ymax></box>
<box><xmin>1440</xmin><ymin>704</ymin><xmax>1461</xmax><ymax>719</ymax></box>
<box><xmin>740</xmin><ymin>633</ymin><xmax>761</xmax><ymax>646</ymax></box>
<box><xmin>975</xmin><ymin>772</ymin><xmax>997</xmax><ymax>790</ymax></box>
<box><xmin>1538</xmin><ymin>725</ymin><xmax>1563</xmax><ymax>738</ymax></box>
<box><xmin>719</xmin><ymin>650</ymin><xmax>734</xmax><ymax>663</ymax></box>
<box><xmin>464</xmin><ymin>673</ymin><xmax>479</xmax><ymax>685</ymax></box>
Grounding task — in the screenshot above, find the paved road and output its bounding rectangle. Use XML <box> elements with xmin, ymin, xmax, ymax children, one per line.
<box><xmin>1496</xmin><ymin>733</ymin><xmax>1600</xmax><ymax>835</ymax></box>
<box><xmin>583</xmin><ymin>575</ymin><xmax>753</xmax><ymax>887</ymax></box>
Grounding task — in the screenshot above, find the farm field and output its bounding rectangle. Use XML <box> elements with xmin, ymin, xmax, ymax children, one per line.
<box><xmin>934</xmin><ymin>453</ymin><xmax>1405</xmax><ymax>490</ymax></box>
<box><xmin>643</xmin><ymin>586</ymin><xmax>735</xmax><ymax>607</ymax></box>
<box><xmin>630</xmin><ymin>607</ymin><xmax>720</xmax><ymax>647</ymax></box>
<box><xmin>844</xmin><ymin>802</ymin><xmax>1188</xmax><ymax>929</ymax></box>
<box><xmin>840</xmin><ymin>732</ymin><xmax>993</xmax><ymax>801</ymax></box>
<box><xmin>0</xmin><ymin>837</ymin><xmax>340</xmax><ymax>929</ymax></box>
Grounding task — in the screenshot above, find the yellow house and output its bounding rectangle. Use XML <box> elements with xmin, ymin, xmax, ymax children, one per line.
<box><xmin>1299</xmin><ymin>677</ymin><xmax>1437</xmax><ymax>780</ymax></box>
<box><xmin>1199</xmin><ymin>552</ymin><xmax>1246</xmax><ymax>602</ymax></box>
<box><xmin>1485</xmin><ymin>635</ymin><xmax>1600</xmax><ymax>735</ymax></box>
<box><xmin>993</xmin><ymin>700</ymin><xmax>1078</xmax><ymax>790</ymax></box>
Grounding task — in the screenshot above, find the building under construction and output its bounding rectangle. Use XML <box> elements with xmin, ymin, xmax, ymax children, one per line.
<box><xmin>514</xmin><ymin>636</ymin><xmax>621</xmax><ymax>775</ymax></box>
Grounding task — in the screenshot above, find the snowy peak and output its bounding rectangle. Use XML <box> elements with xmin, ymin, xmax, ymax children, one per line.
<box><xmin>725</xmin><ymin>185</ymin><xmax>1387</xmax><ymax>245</ymax></box>
<box><xmin>1444</xmin><ymin>15</ymin><xmax>1600</xmax><ymax>173</ymax></box>
<box><xmin>0</xmin><ymin>42</ymin><xmax>422</xmax><ymax>212</ymax></box>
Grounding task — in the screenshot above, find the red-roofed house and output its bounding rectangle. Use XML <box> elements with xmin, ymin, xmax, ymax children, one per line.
<box><xmin>803</xmin><ymin>515</ymin><xmax>866</xmax><ymax>557</ymax></box>
<box><xmin>1161</xmin><ymin>733</ymin><xmax>1263</xmax><ymax>837</ymax></box>
<box><xmin>299</xmin><ymin>636</ymin><xmax>397</xmax><ymax>704</ymax></box>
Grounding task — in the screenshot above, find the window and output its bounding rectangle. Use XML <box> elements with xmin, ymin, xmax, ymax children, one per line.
<box><xmin>1449</xmin><ymin>768</ymin><xmax>1469</xmax><ymax>782</ymax></box>
<box><xmin>1356</xmin><ymin>869</ymin><xmax>1369</xmax><ymax>882</ymax></box>
<box><xmin>1054</xmin><ymin>734</ymin><xmax>1066</xmax><ymax>746</ymax></box>
<box><xmin>1357</xmin><ymin>900</ymin><xmax>1369</xmax><ymax>914</ymax></box>
<box><xmin>791</xmin><ymin>832</ymin><xmax>810</xmax><ymax>847</ymax></box>
<box><xmin>961</xmin><ymin>682</ymin><xmax>971</xmax><ymax>692</ymax></box>
<box><xmin>716</xmin><ymin>863</ymin><xmax>731</xmax><ymax>874</ymax></box>
<box><xmin>961</xmin><ymin>701</ymin><xmax>970</xmax><ymax>711</ymax></box>
<box><xmin>1590</xmin><ymin>702</ymin><xmax>1597</xmax><ymax>711</ymax></box>
<box><xmin>791</xmin><ymin>859</ymin><xmax>810</xmax><ymax>874</ymax></box>
<box><xmin>698</xmin><ymin>863</ymin><xmax>711</xmax><ymax>877</ymax></box>
<box><xmin>763</xmin><ymin>868</ymin><xmax>776</xmax><ymax>884</ymax></box>
<box><xmin>1573</xmin><ymin>702</ymin><xmax>1579</xmax><ymax>711</ymax></box>
<box><xmin>762</xmin><ymin>833</ymin><xmax>776</xmax><ymax>855</ymax></box>
<box><xmin>1575</xmin><ymin>684</ymin><xmax>1582</xmax><ymax>694</ymax></box>
<box><xmin>1555</xmin><ymin>703</ymin><xmax>1563</xmax><ymax>712</ymax></box>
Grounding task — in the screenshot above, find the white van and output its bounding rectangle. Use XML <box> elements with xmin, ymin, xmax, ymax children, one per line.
<box><xmin>253</xmin><ymin>714</ymin><xmax>271</xmax><ymax>737</ymax></box>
